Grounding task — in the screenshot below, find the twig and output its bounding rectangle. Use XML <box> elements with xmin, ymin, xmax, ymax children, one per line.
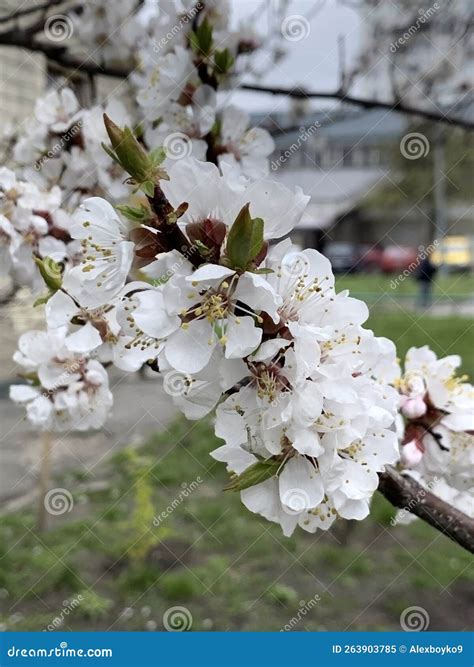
<box><xmin>240</xmin><ymin>84</ymin><xmax>474</xmax><ymax>131</ymax></box>
<box><xmin>0</xmin><ymin>0</ymin><xmax>67</xmax><ymax>25</ymax></box>
<box><xmin>1</xmin><ymin>22</ymin><xmax>472</xmax><ymax>129</ymax></box>
<box><xmin>378</xmin><ymin>466</ymin><xmax>474</xmax><ymax>553</ymax></box>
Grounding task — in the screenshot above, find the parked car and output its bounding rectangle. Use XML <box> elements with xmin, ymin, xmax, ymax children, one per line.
<box><xmin>431</xmin><ymin>236</ymin><xmax>474</xmax><ymax>271</ymax></box>
<box><xmin>323</xmin><ymin>242</ymin><xmax>359</xmax><ymax>273</ymax></box>
<box><xmin>357</xmin><ymin>244</ymin><xmax>384</xmax><ymax>272</ymax></box>
<box><xmin>380</xmin><ymin>245</ymin><xmax>418</xmax><ymax>273</ymax></box>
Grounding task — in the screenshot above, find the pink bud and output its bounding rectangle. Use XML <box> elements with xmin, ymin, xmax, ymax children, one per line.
<box><xmin>401</xmin><ymin>439</ymin><xmax>424</xmax><ymax>467</ymax></box>
<box><xmin>401</xmin><ymin>396</ymin><xmax>427</xmax><ymax>419</ymax></box>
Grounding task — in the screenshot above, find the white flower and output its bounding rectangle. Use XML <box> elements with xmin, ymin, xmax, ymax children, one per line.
<box><xmin>217</xmin><ymin>106</ymin><xmax>275</xmax><ymax>179</ymax></box>
<box><xmin>0</xmin><ymin>169</ymin><xmax>70</xmax><ymax>290</ymax></box>
<box><xmin>137</xmin><ymin>46</ymin><xmax>197</xmax><ymax>119</ymax></box>
<box><xmin>64</xmin><ymin>197</ymin><xmax>134</xmax><ymax>307</ymax></box>
<box><xmin>396</xmin><ymin>346</ymin><xmax>474</xmax><ymax>517</ymax></box>
<box><xmin>146</xmin><ymin>85</ymin><xmax>217</xmax><ymax>162</ymax></box>
<box><xmin>73</xmin><ymin>0</ymin><xmax>139</xmax><ymax>64</ymax></box>
<box><xmin>161</xmin><ymin>158</ymin><xmax>309</xmax><ymax>240</ymax></box>
<box><xmin>113</xmin><ymin>281</ymin><xmax>181</xmax><ymax>371</ymax></box>
<box><xmin>162</xmin><ymin>262</ymin><xmax>281</xmax><ymax>373</ymax></box>
<box><xmin>35</xmin><ymin>88</ymin><xmax>80</xmax><ymax>133</ymax></box>
<box><xmin>208</xmin><ymin>251</ymin><xmax>400</xmax><ymax>535</ymax></box>
<box><xmin>10</xmin><ymin>328</ymin><xmax>112</xmax><ymax>431</ymax></box>
<box><xmin>45</xmin><ymin>289</ymin><xmax>120</xmax><ymax>355</ymax></box>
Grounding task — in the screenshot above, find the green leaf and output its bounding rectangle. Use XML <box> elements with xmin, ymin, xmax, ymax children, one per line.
<box><xmin>33</xmin><ymin>290</ymin><xmax>54</xmax><ymax>307</ymax></box>
<box><xmin>225</xmin><ymin>203</ymin><xmax>264</xmax><ymax>271</ymax></box>
<box><xmin>149</xmin><ymin>146</ymin><xmax>166</xmax><ymax>166</ymax></box>
<box><xmin>103</xmin><ymin>114</ymin><xmax>169</xmax><ymax>190</ymax></box>
<box><xmin>18</xmin><ymin>371</ymin><xmax>40</xmax><ymax>385</ymax></box>
<box><xmin>252</xmin><ymin>267</ymin><xmax>274</xmax><ymax>274</ymax></box>
<box><xmin>141</xmin><ymin>180</ymin><xmax>155</xmax><ymax>197</ymax></box>
<box><xmin>34</xmin><ymin>256</ymin><xmax>62</xmax><ymax>291</ymax></box>
<box><xmin>115</xmin><ymin>204</ymin><xmax>151</xmax><ymax>222</ymax></box>
<box><xmin>193</xmin><ymin>240</ymin><xmax>210</xmax><ymax>253</ymax></box>
<box><xmin>190</xmin><ymin>18</ymin><xmax>213</xmax><ymax>56</ymax></box>
<box><xmin>225</xmin><ymin>460</ymin><xmax>281</xmax><ymax>492</ymax></box>
<box><xmin>214</xmin><ymin>48</ymin><xmax>234</xmax><ymax>75</ymax></box>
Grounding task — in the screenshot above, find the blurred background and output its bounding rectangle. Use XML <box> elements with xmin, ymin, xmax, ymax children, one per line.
<box><xmin>0</xmin><ymin>0</ymin><xmax>472</xmax><ymax>632</ymax></box>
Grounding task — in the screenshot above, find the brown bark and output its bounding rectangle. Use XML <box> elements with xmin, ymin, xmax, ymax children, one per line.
<box><xmin>378</xmin><ymin>466</ymin><xmax>474</xmax><ymax>553</ymax></box>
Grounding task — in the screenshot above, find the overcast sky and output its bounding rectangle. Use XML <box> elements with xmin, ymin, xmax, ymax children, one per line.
<box><xmin>227</xmin><ymin>0</ymin><xmax>363</xmax><ymax>113</ymax></box>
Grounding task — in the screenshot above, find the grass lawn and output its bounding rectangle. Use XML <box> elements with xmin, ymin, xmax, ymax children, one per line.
<box><xmin>336</xmin><ymin>272</ymin><xmax>474</xmax><ymax>299</ymax></box>
<box><xmin>1</xmin><ymin>419</ymin><xmax>473</xmax><ymax>633</ymax></box>
<box><xmin>367</xmin><ymin>312</ymin><xmax>474</xmax><ymax>377</ymax></box>
<box><xmin>1</xmin><ymin>312</ymin><xmax>472</xmax><ymax>633</ymax></box>
<box><xmin>336</xmin><ymin>273</ymin><xmax>474</xmax><ymax>377</ymax></box>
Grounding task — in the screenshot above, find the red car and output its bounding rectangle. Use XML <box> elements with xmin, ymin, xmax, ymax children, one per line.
<box><xmin>380</xmin><ymin>245</ymin><xmax>418</xmax><ymax>273</ymax></box>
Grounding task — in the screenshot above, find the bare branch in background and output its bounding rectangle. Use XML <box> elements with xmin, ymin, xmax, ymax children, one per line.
<box><xmin>240</xmin><ymin>84</ymin><xmax>474</xmax><ymax>130</ymax></box>
<box><xmin>337</xmin><ymin>34</ymin><xmax>346</xmax><ymax>93</ymax></box>
<box><xmin>0</xmin><ymin>0</ymin><xmax>68</xmax><ymax>25</ymax></box>
<box><xmin>378</xmin><ymin>467</ymin><xmax>474</xmax><ymax>554</ymax></box>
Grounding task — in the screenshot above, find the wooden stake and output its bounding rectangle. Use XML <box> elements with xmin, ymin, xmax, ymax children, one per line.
<box><xmin>37</xmin><ymin>430</ymin><xmax>53</xmax><ymax>533</ymax></box>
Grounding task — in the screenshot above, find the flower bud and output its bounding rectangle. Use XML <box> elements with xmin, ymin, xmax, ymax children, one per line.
<box><xmin>401</xmin><ymin>395</ymin><xmax>427</xmax><ymax>419</ymax></box>
<box><xmin>401</xmin><ymin>439</ymin><xmax>424</xmax><ymax>466</ymax></box>
<box><xmin>187</xmin><ymin>218</ymin><xmax>226</xmax><ymax>262</ymax></box>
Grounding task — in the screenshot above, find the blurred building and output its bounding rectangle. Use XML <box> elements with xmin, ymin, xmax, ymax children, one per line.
<box><xmin>261</xmin><ymin>106</ymin><xmax>473</xmax><ymax>259</ymax></box>
<box><xmin>0</xmin><ymin>0</ymin><xmax>47</xmax><ymax>126</ymax></box>
<box><xmin>0</xmin><ymin>0</ymin><xmax>130</xmax><ymax>132</ymax></box>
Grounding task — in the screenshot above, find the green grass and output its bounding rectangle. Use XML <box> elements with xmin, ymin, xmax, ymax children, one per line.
<box><xmin>334</xmin><ymin>273</ymin><xmax>474</xmax><ymax>377</ymax></box>
<box><xmin>336</xmin><ymin>272</ymin><xmax>474</xmax><ymax>298</ymax></box>
<box><xmin>1</xmin><ymin>413</ymin><xmax>472</xmax><ymax>633</ymax></box>
<box><xmin>367</xmin><ymin>312</ymin><xmax>474</xmax><ymax>377</ymax></box>
<box><xmin>0</xmin><ymin>311</ymin><xmax>472</xmax><ymax>632</ymax></box>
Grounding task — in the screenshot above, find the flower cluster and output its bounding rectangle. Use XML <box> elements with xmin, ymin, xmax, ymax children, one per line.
<box><xmin>6</xmin><ymin>0</ymin><xmax>473</xmax><ymax>536</ymax></box>
<box><xmin>0</xmin><ymin>167</ymin><xmax>77</xmax><ymax>291</ymax></box>
<box><xmin>71</xmin><ymin>0</ymin><xmax>142</xmax><ymax>65</ymax></box>
<box><xmin>133</xmin><ymin>2</ymin><xmax>274</xmax><ymax>178</ymax></box>
<box><xmin>395</xmin><ymin>346</ymin><xmax>473</xmax><ymax>518</ymax></box>
<box><xmin>10</xmin><ymin>328</ymin><xmax>112</xmax><ymax>432</ymax></box>
<box><xmin>30</xmin><ymin>146</ymin><xmax>401</xmax><ymax>534</ymax></box>
<box><xmin>14</xmin><ymin>88</ymin><xmax>133</xmax><ymax>205</ymax></box>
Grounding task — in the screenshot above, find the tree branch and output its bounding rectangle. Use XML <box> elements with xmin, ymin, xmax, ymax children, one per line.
<box><xmin>0</xmin><ymin>0</ymin><xmax>67</xmax><ymax>25</ymax></box>
<box><xmin>240</xmin><ymin>84</ymin><xmax>474</xmax><ymax>131</ymax></box>
<box><xmin>1</xmin><ymin>23</ymin><xmax>472</xmax><ymax>130</ymax></box>
<box><xmin>378</xmin><ymin>466</ymin><xmax>474</xmax><ymax>553</ymax></box>
<box><xmin>0</xmin><ymin>29</ymin><xmax>130</xmax><ymax>78</ymax></box>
